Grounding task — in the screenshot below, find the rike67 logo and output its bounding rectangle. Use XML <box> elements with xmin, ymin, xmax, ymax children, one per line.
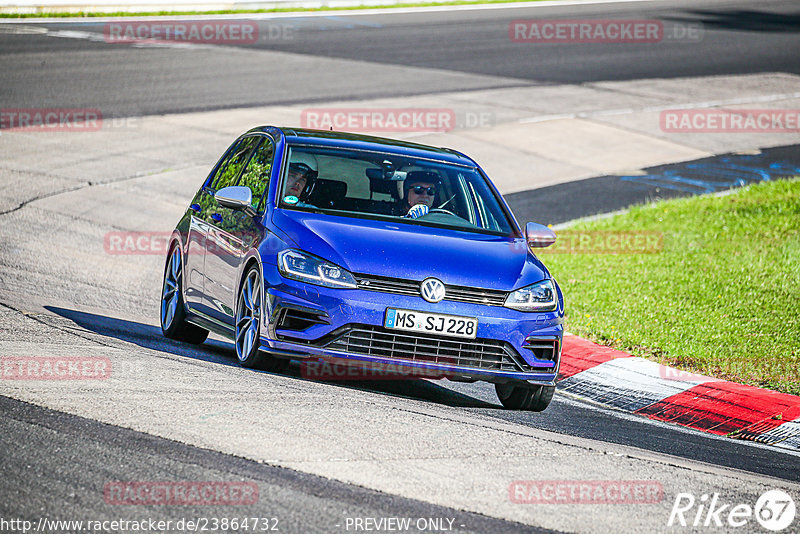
<box><xmin>668</xmin><ymin>490</ymin><xmax>796</xmax><ymax>531</ymax></box>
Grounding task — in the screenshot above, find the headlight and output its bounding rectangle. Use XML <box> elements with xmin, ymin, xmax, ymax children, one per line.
<box><xmin>504</xmin><ymin>279</ymin><xmax>557</xmax><ymax>312</ymax></box>
<box><xmin>278</xmin><ymin>249</ymin><xmax>357</xmax><ymax>289</ymax></box>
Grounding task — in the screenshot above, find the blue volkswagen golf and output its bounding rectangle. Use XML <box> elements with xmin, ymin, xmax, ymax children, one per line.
<box><xmin>161</xmin><ymin>126</ymin><xmax>564</xmax><ymax>411</ymax></box>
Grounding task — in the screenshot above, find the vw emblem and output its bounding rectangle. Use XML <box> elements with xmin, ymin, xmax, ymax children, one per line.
<box><xmin>420</xmin><ymin>278</ymin><xmax>446</xmax><ymax>303</ymax></box>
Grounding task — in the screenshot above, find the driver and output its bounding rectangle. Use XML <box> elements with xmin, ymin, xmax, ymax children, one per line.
<box><xmin>282</xmin><ymin>152</ymin><xmax>319</xmax><ymax>207</ymax></box>
<box><xmin>400</xmin><ymin>171</ymin><xmax>439</xmax><ymax>218</ymax></box>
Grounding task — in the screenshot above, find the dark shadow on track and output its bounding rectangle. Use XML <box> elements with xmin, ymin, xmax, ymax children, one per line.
<box><xmin>45</xmin><ymin>305</ymin><xmax>243</xmax><ymax>368</ymax></box>
<box><xmin>667</xmin><ymin>9</ymin><xmax>800</xmax><ymax>33</ymax></box>
<box><xmin>505</xmin><ymin>144</ymin><xmax>800</xmax><ymax>225</ymax></box>
<box><xmin>286</xmin><ymin>365</ymin><xmax>500</xmax><ymax>409</ymax></box>
<box><xmin>44</xmin><ymin>305</ymin><xmax>497</xmax><ymax>410</ymax></box>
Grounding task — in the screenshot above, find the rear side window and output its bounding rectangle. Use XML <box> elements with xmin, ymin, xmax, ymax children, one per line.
<box><xmin>209</xmin><ymin>136</ymin><xmax>261</xmax><ymax>192</ymax></box>
<box><xmin>237</xmin><ymin>136</ymin><xmax>275</xmax><ymax>210</ymax></box>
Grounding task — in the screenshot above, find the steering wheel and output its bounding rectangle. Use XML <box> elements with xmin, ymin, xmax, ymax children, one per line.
<box><xmin>428</xmin><ymin>208</ymin><xmax>458</xmax><ymax>217</ymax></box>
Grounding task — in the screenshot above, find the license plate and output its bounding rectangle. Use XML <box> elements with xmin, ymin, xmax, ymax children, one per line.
<box><xmin>384</xmin><ymin>308</ymin><xmax>478</xmax><ymax>339</ymax></box>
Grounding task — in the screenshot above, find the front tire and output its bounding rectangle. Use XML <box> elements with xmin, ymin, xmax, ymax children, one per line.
<box><xmin>161</xmin><ymin>245</ymin><xmax>209</xmax><ymax>344</ymax></box>
<box><xmin>235</xmin><ymin>266</ymin><xmax>288</xmax><ymax>373</ymax></box>
<box><xmin>495</xmin><ymin>383</ymin><xmax>555</xmax><ymax>412</ymax></box>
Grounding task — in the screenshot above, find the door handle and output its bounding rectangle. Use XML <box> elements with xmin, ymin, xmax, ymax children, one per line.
<box><xmin>211</xmin><ymin>213</ymin><xmax>223</xmax><ymax>223</ymax></box>
<box><xmin>189</xmin><ymin>204</ymin><xmax>202</xmax><ymax>213</ymax></box>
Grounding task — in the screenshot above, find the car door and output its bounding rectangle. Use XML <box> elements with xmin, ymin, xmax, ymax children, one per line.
<box><xmin>203</xmin><ymin>135</ymin><xmax>273</xmax><ymax>325</ymax></box>
<box><xmin>184</xmin><ymin>138</ymin><xmax>247</xmax><ymax>313</ymax></box>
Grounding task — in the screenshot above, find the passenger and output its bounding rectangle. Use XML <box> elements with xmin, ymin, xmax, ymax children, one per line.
<box><xmin>400</xmin><ymin>171</ymin><xmax>439</xmax><ymax>219</ymax></box>
<box><xmin>282</xmin><ymin>152</ymin><xmax>318</xmax><ymax>207</ymax></box>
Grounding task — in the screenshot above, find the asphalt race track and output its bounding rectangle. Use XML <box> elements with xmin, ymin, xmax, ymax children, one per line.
<box><xmin>1</xmin><ymin>0</ymin><xmax>800</xmax><ymax>532</ymax></box>
<box><xmin>0</xmin><ymin>0</ymin><xmax>798</xmax><ymax>117</ymax></box>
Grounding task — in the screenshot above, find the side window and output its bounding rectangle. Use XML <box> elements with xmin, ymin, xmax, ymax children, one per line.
<box><xmin>237</xmin><ymin>136</ymin><xmax>275</xmax><ymax>209</ymax></box>
<box><xmin>456</xmin><ymin>174</ymin><xmax>477</xmax><ymax>226</ymax></box>
<box><xmin>204</xmin><ymin>140</ymin><xmax>239</xmax><ymax>189</ymax></box>
<box><xmin>468</xmin><ymin>181</ymin><xmax>486</xmax><ymax>229</ymax></box>
<box><xmin>209</xmin><ymin>136</ymin><xmax>261</xmax><ymax>192</ymax></box>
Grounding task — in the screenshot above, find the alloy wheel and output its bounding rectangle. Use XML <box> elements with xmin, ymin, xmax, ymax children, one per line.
<box><xmin>236</xmin><ymin>269</ymin><xmax>261</xmax><ymax>361</ymax></box>
<box><xmin>161</xmin><ymin>247</ymin><xmax>182</xmax><ymax>331</ymax></box>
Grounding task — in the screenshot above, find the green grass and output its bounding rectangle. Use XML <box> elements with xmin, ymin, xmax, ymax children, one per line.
<box><xmin>541</xmin><ymin>178</ymin><xmax>800</xmax><ymax>396</ymax></box>
<box><xmin>0</xmin><ymin>0</ymin><xmax>553</xmax><ymax>18</ymax></box>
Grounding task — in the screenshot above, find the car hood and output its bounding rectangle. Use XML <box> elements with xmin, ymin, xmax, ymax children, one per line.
<box><xmin>272</xmin><ymin>210</ymin><xmax>549</xmax><ymax>291</ymax></box>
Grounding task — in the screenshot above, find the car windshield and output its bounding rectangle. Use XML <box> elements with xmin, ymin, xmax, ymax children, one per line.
<box><xmin>278</xmin><ymin>145</ymin><xmax>516</xmax><ymax>236</ymax></box>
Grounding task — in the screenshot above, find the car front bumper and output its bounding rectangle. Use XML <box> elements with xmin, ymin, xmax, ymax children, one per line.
<box><xmin>260</xmin><ymin>265</ymin><xmax>563</xmax><ymax>385</ymax></box>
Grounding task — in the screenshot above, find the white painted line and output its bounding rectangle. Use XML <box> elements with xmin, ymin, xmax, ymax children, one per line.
<box><xmin>0</xmin><ymin>23</ymin><xmax>47</xmax><ymax>32</ymax></box>
<box><xmin>45</xmin><ymin>29</ymin><xmax>101</xmax><ymax>38</ymax></box>
<box><xmin>0</xmin><ymin>0</ymin><xmax>665</xmax><ymax>23</ymax></box>
<box><xmin>640</xmin><ymin>91</ymin><xmax>800</xmax><ymax>112</ymax></box>
<box><xmin>8</xmin><ymin>24</ymin><xmax>237</xmax><ymax>49</ymax></box>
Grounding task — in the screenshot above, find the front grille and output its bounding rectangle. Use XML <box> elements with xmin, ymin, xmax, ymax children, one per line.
<box><xmin>355</xmin><ymin>274</ymin><xmax>507</xmax><ymax>306</ymax></box>
<box><xmin>323</xmin><ymin>325</ymin><xmax>536</xmax><ymax>373</ymax></box>
<box><xmin>356</xmin><ymin>276</ymin><xmax>418</xmax><ymax>297</ymax></box>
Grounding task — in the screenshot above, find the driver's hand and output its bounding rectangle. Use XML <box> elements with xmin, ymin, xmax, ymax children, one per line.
<box><xmin>406</xmin><ymin>204</ymin><xmax>429</xmax><ymax>219</ymax></box>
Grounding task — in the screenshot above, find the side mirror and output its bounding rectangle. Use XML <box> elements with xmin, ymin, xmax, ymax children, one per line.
<box><xmin>215</xmin><ymin>186</ymin><xmax>256</xmax><ymax>216</ymax></box>
<box><xmin>526</xmin><ymin>222</ymin><xmax>556</xmax><ymax>249</ymax></box>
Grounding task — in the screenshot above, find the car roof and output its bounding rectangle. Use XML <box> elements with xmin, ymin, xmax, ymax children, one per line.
<box><xmin>247</xmin><ymin>126</ymin><xmax>477</xmax><ymax>167</ymax></box>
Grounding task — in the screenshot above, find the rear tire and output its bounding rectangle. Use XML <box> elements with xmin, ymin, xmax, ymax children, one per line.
<box><xmin>495</xmin><ymin>383</ymin><xmax>555</xmax><ymax>412</ymax></box>
<box><xmin>235</xmin><ymin>265</ymin><xmax>288</xmax><ymax>373</ymax></box>
<box><xmin>160</xmin><ymin>245</ymin><xmax>209</xmax><ymax>345</ymax></box>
